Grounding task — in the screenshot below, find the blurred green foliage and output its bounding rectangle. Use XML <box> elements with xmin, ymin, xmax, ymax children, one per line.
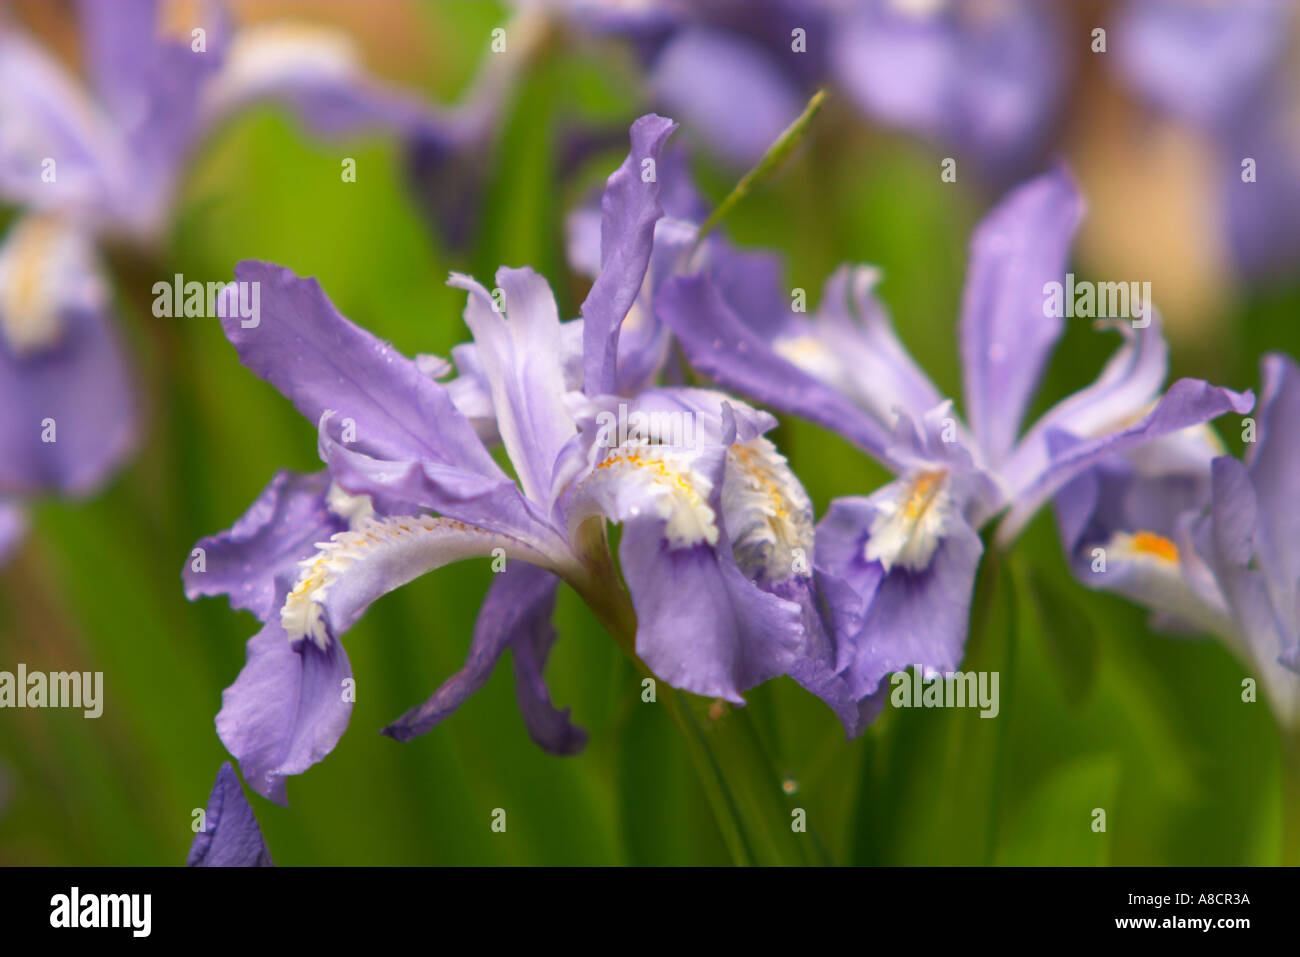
<box><xmin>0</xmin><ymin>2</ymin><xmax>1296</xmax><ymax>865</ymax></box>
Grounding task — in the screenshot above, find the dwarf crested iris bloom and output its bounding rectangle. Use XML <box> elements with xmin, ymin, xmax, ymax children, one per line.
<box><xmin>1056</xmin><ymin>354</ymin><xmax>1300</xmax><ymax>727</ymax></box>
<box><xmin>187</xmin><ymin>763</ymin><xmax>273</xmax><ymax>867</ymax></box>
<box><xmin>184</xmin><ymin>115</ymin><xmax>855</xmax><ymax>801</ymax></box>
<box><xmin>1112</xmin><ymin>0</ymin><xmax>1300</xmax><ymax>279</ymax></box>
<box><xmin>0</xmin><ymin>0</ymin><xmax>473</xmax><ymax>564</ymax></box>
<box><xmin>658</xmin><ymin>163</ymin><xmax>1254</xmax><ymax>706</ymax></box>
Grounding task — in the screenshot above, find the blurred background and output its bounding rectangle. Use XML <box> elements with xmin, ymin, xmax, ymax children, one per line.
<box><xmin>1</xmin><ymin>0</ymin><xmax>1297</xmax><ymax>865</ymax></box>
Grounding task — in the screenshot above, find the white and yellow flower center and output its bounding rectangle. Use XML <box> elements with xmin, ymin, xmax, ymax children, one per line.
<box><xmin>593</xmin><ymin>445</ymin><xmax>719</xmax><ymax>548</ymax></box>
<box><xmin>0</xmin><ymin>216</ymin><xmax>94</xmax><ymax>356</ymax></box>
<box><xmin>723</xmin><ymin>437</ymin><xmax>814</xmax><ymax>582</ymax></box>
<box><xmin>282</xmin><ymin>513</ymin><xmax>533</xmax><ymax>649</ymax></box>
<box><xmin>865</xmin><ymin>470</ymin><xmax>956</xmax><ymax>573</ymax></box>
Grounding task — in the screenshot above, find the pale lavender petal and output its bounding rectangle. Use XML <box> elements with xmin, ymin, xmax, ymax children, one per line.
<box><xmin>1245</xmin><ymin>353</ymin><xmax>1300</xmax><ymax>622</ymax></box>
<box><xmin>582</xmin><ymin>114</ymin><xmax>677</xmax><ymax>397</ymax></box>
<box><xmin>217</xmin><ymin>608</ymin><xmax>352</xmax><ymax>806</ymax></box>
<box><xmin>1004</xmin><ymin>314</ymin><xmax>1168</xmax><ymax>496</ymax></box>
<box><xmin>0</xmin><ymin>220</ymin><xmax>135</xmax><ymax>497</ymax></box>
<box><xmin>182</xmin><ymin>469</ymin><xmax>344</xmax><ymax>622</ymax></box>
<box><xmin>816</xmin><ymin>492</ymin><xmax>984</xmax><ymax>696</ymax></box>
<box><xmin>959</xmin><ymin>163</ymin><xmax>1084</xmax><ymax>469</ymax></box>
<box><xmin>186</xmin><ymin>762</ymin><xmax>273</xmax><ymax>867</ymax></box>
<box><xmin>1113</xmin><ymin>0</ymin><xmax>1287</xmax><ymax>130</ymax></box>
<box><xmin>447</xmin><ymin>268</ymin><xmax>576</xmax><ymax>508</ymax></box>
<box><xmin>831</xmin><ymin>0</ymin><xmax>1067</xmax><ymax>177</ymax></box>
<box><xmin>657</xmin><ymin>272</ymin><xmax>898</xmax><ymax>467</ymax></box>
<box><xmin>223</xmin><ymin>261</ymin><xmax>501</xmax><ymax>477</ymax></box>
<box><xmin>1000</xmin><ymin>379</ymin><xmax>1255</xmax><ymax>544</ymax></box>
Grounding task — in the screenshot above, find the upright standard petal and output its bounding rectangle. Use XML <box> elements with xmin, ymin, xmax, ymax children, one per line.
<box><xmin>186</xmin><ymin>762</ymin><xmax>274</xmax><ymax>867</ymax></box>
<box><xmin>447</xmin><ymin>268</ymin><xmax>576</xmax><ymax>508</ymax></box>
<box><xmin>958</xmin><ymin>163</ymin><xmax>1083</xmax><ymax>469</ymax></box>
<box><xmin>657</xmin><ymin>272</ymin><xmax>898</xmax><ymax>467</ymax></box>
<box><xmin>581</xmin><ymin>114</ymin><xmax>677</xmax><ymax>397</ymax></box>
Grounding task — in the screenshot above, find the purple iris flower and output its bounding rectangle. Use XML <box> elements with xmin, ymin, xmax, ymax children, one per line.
<box><xmin>1112</xmin><ymin>0</ymin><xmax>1300</xmax><ymax>279</ymax></box>
<box><xmin>187</xmin><ymin>763</ymin><xmax>273</xmax><ymax>867</ymax></box>
<box><xmin>185</xmin><ymin>115</ymin><xmax>852</xmax><ymax>801</ymax></box>
<box><xmin>658</xmin><ymin>162</ymin><xmax>1254</xmax><ymax>705</ymax></box>
<box><xmin>563</xmin><ymin>0</ymin><xmax>1065</xmax><ymax>180</ymax></box>
<box><xmin>0</xmin><ymin>0</ymin><xmax>480</xmax><ymax>565</ymax></box>
<box><xmin>1055</xmin><ymin>353</ymin><xmax>1300</xmax><ymax>727</ymax></box>
<box><xmin>829</xmin><ymin>0</ymin><xmax>1069</xmax><ymax>181</ymax></box>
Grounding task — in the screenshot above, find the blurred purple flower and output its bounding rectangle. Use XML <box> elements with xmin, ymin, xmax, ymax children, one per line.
<box><xmin>0</xmin><ymin>0</ymin><xmax>476</xmax><ymax>564</ymax></box>
<box><xmin>659</xmin><ymin>163</ymin><xmax>1253</xmax><ymax>704</ymax></box>
<box><xmin>187</xmin><ymin>763</ymin><xmax>273</xmax><ymax>867</ymax></box>
<box><xmin>1056</xmin><ymin>353</ymin><xmax>1300</xmax><ymax>727</ymax></box>
<box><xmin>1112</xmin><ymin>0</ymin><xmax>1300</xmax><ymax>279</ymax></box>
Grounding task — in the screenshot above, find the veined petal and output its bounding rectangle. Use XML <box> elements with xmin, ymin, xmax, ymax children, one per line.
<box><xmin>317</xmin><ymin>416</ymin><xmax>572</xmax><ymax>565</ymax></box>
<box><xmin>998</xmin><ymin>378</ymin><xmax>1254</xmax><ymax>545</ymax></box>
<box><xmin>959</xmin><ymin>163</ymin><xmax>1084</xmax><ymax>468</ymax></box>
<box><xmin>816</xmin><ymin>485</ymin><xmax>984</xmax><ymax>697</ymax></box>
<box><xmin>0</xmin><ymin>216</ymin><xmax>136</xmax><ymax>497</ymax></box>
<box><xmin>223</xmin><ymin>261</ymin><xmax>501</xmax><ymax>477</ymax></box>
<box><xmin>582</xmin><ymin>114</ymin><xmax>677</xmax><ymax>397</ymax></box>
<box><xmin>217</xmin><ymin>601</ymin><xmax>353</xmax><ymax>806</ymax></box>
<box><xmin>186</xmin><ymin>763</ymin><xmax>273</xmax><ymax>867</ymax></box>
<box><xmin>447</xmin><ymin>268</ymin><xmax>576</xmax><ymax>508</ymax></box>
<box><xmin>182</xmin><ymin>469</ymin><xmax>346</xmax><ymax>622</ymax></box>
<box><xmin>1003</xmin><ymin>314</ymin><xmax>1169</xmax><ymax>496</ymax></box>
<box><xmin>657</xmin><ymin>272</ymin><xmax>898</xmax><ymax>467</ymax></box>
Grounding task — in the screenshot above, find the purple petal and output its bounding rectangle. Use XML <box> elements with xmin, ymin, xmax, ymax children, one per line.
<box><xmin>958</xmin><ymin>162</ymin><xmax>1084</xmax><ymax>469</ymax></box>
<box><xmin>657</xmin><ymin>272</ymin><xmax>898</xmax><ymax>466</ymax></box>
<box><xmin>0</xmin><ymin>220</ymin><xmax>136</xmax><ymax>497</ymax></box>
<box><xmin>1114</xmin><ymin>0</ymin><xmax>1287</xmax><ymax>130</ymax></box>
<box><xmin>223</xmin><ymin>261</ymin><xmax>501</xmax><ymax>476</ymax></box>
<box><xmin>186</xmin><ymin>762</ymin><xmax>273</xmax><ymax>867</ymax></box>
<box><xmin>448</xmin><ymin>268</ymin><xmax>576</xmax><ymax>507</ymax></box>
<box><xmin>650</xmin><ymin>28</ymin><xmax>804</xmax><ymax>168</ymax></box>
<box><xmin>1000</xmin><ymin>378</ymin><xmax>1255</xmax><ymax>544</ymax></box>
<box><xmin>1245</xmin><ymin>353</ymin><xmax>1300</xmax><ymax>612</ymax></box>
<box><xmin>1004</xmin><ymin>314</ymin><xmax>1168</xmax><ymax>496</ymax></box>
<box><xmin>831</xmin><ymin>0</ymin><xmax>1067</xmax><ymax>177</ymax></box>
<box><xmin>217</xmin><ymin>608</ymin><xmax>353</xmax><ymax>806</ymax></box>
<box><xmin>816</xmin><ymin>490</ymin><xmax>984</xmax><ymax>696</ymax></box>
<box><xmin>182</xmin><ymin>469</ymin><xmax>344</xmax><ymax>622</ymax></box>
<box><xmin>581</xmin><ymin>114</ymin><xmax>677</xmax><ymax>397</ymax></box>
<box><xmin>381</xmin><ymin>562</ymin><xmax>580</xmax><ymax>747</ymax></box>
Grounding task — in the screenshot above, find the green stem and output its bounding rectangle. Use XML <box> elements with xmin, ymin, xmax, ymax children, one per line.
<box><xmin>572</xmin><ymin>550</ymin><xmax>813</xmax><ymax>865</ymax></box>
<box><xmin>688</xmin><ymin>88</ymin><xmax>827</xmax><ymax>260</ymax></box>
<box><xmin>1282</xmin><ymin>727</ymin><xmax>1300</xmax><ymax>865</ymax></box>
